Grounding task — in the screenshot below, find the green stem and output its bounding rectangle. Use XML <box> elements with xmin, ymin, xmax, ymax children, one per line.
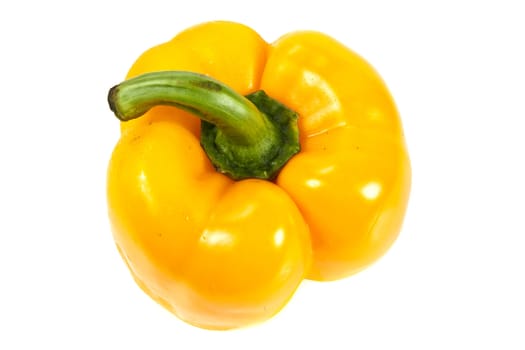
<box><xmin>108</xmin><ymin>71</ymin><xmax>300</xmax><ymax>180</ymax></box>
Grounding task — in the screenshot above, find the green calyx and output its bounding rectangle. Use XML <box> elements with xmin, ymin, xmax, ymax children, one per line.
<box><xmin>107</xmin><ymin>71</ymin><xmax>300</xmax><ymax>180</ymax></box>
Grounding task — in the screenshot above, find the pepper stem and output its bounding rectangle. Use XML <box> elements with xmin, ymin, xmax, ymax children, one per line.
<box><xmin>108</xmin><ymin>71</ymin><xmax>300</xmax><ymax>180</ymax></box>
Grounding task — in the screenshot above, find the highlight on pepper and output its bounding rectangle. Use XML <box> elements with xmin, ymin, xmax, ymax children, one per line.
<box><xmin>106</xmin><ymin>20</ymin><xmax>411</xmax><ymax>330</ymax></box>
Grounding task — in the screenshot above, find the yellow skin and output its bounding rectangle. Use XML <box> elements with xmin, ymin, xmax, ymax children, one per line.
<box><xmin>107</xmin><ymin>21</ymin><xmax>411</xmax><ymax>329</ymax></box>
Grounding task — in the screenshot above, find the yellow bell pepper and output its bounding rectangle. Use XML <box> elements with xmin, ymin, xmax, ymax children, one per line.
<box><xmin>106</xmin><ymin>21</ymin><xmax>411</xmax><ymax>330</ymax></box>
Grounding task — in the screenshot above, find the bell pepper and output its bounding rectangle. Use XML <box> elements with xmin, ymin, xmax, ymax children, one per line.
<box><xmin>106</xmin><ymin>21</ymin><xmax>411</xmax><ymax>330</ymax></box>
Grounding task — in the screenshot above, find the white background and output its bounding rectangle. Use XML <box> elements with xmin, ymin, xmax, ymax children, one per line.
<box><xmin>1</xmin><ymin>0</ymin><xmax>524</xmax><ymax>349</ymax></box>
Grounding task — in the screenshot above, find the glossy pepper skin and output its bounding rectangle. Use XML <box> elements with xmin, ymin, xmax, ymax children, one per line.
<box><xmin>107</xmin><ymin>21</ymin><xmax>411</xmax><ymax>329</ymax></box>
